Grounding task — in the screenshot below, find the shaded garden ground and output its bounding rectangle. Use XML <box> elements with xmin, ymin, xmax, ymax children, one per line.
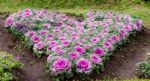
<box><xmin>0</xmin><ymin>17</ymin><xmax>150</xmax><ymax>81</ymax></box>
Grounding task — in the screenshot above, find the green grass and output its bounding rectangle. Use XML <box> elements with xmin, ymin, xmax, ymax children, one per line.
<box><xmin>0</xmin><ymin>0</ymin><xmax>150</xmax><ymax>27</ymax></box>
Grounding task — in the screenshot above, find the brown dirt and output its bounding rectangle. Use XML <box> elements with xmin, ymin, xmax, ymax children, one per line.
<box><xmin>0</xmin><ymin>18</ymin><xmax>150</xmax><ymax>81</ymax></box>
<box><xmin>0</xmin><ymin>19</ymin><xmax>51</xmax><ymax>81</ymax></box>
<box><xmin>98</xmin><ymin>28</ymin><xmax>150</xmax><ymax>80</ymax></box>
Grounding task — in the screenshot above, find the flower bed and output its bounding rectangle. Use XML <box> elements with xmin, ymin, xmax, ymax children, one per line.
<box><xmin>0</xmin><ymin>52</ymin><xmax>22</xmax><ymax>81</ymax></box>
<box><xmin>5</xmin><ymin>9</ymin><xmax>143</xmax><ymax>80</ymax></box>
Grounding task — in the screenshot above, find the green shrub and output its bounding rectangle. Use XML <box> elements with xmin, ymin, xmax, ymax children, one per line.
<box><xmin>0</xmin><ymin>52</ymin><xmax>22</xmax><ymax>81</ymax></box>
<box><xmin>143</xmin><ymin>0</ymin><xmax>150</xmax><ymax>2</ymax></box>
<box><xmin>137</xmin><ymin>54</ymin><xmax>150</xmax><ymax>78</ymax></box>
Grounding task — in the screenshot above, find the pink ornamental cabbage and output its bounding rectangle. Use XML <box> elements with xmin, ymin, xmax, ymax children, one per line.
<box><xmin>106</xmin><ymin>12</ymin><xmax>113</xmax><ymax>18</ymax></box>
<box><xmin>25</xmin><ymin>12</ymin><xmax>32</xmax><ymax>17</ymax></box>
<box><xmin>5</xmin><ymin>17</ymin><xmax>14</xmax><ymax>27</ymax></box>
<box><xmin>74</xmin><ymin>46</ymin><xmax>85</xmax><ymax>54</ymax></box>
<box><xmin>47</xmin><ymin>34</ymin><xmax>54</xmax><ymax>38</ymax></box>
<box><xmin>26</xmin><ymin>31</ymin><xmax>36</xmax><ymax>37</ymax></box>
<box><xmin>62</xmin><ymin>40</ymin><xmax>70</xmax><ymax>47</ymax></box>
<box><xmin>102</xmin><ymin>42</ymin><xmax>113</xmax><ymax>51</ymax></box>
<box><xmin>13</xmin><ymin>21</ymin><xmax>21</xmax><ymax>27</ymax></box>
<box><xmin>69</xmin><ymin>52</ymin><xmax>80</xmax><ymax>60</ymax></box>
<box><xmin>119</xmin><ymin>30</ymin><xmax>127</xmax><ymax>39</ymax></box>
<box><xmin>52</xmin><ymin>58</ymin><xmax>71</xmax><ymax>74</ymax></box>
<box><xmin>136</xmin><ymin>20</ymin><xmax>143</xmax><ymax>28</ymax></box>
<box><xmin>124</xmin><ymin>25</ymin><xmax>132</xmax><ymax>32</ymax></box>
<box><xmin>59</xmin><ymin>36</ymin><xmax>66</xmax><ymax>41</ymax></box>
<box><xmin>31</xmin><ymin>35</ymin><xmax>41</xmax><ymax>43</ymax></box>
<box><xmin>101</xmin><ymin>29</ymin><xmax>109</xmax><ymax>34</ymax></box>
<box><xmin>106</xmin><ymin>38</ymin><xmax>113</xmax><ymax>44</ymax></box>
<box><xmin>43</xmin><ymin>24</ymin><xmax>50</xmax><ymax>29</ymax></box>
<box><xmin>51</xmin><ymin>45</ymin><xmax>62</xmax><ymax>52</ymax></box>
<box><xmin>91</xmin><ymin>37</ymin><xmax>100</xmax><ymax>43</ymax></box>
<box><xmin>39</xmin><ymin>30</ymin><xmax>47</xmax><ymax>35</ymax></box>
<box><xmin>34</xmin><ymin>42</ymin><xmax>44</xmax><ymax>50</ymax></box>
<box><xmin>94</xmin><ymin>47</ymin><xmax>106</xmax><ymax>57</ymax></box>
<box><xmin>76</xmin><ymin>58</ymin><xmax>92</xmax><ymax>74</ymax></box>
<box><xmin>24</xmin><ymin>9</ymin><xmax>31</xmax><ymax>12</ymax></box>
<box><xmin>56</xmin><ymin>50</ymin><xmax>66</xmax><ymax>55</ymax></box>
<box><xmin>48</xmin><ymin>41</ymin><xmax>58</xmax><ymax>48</ymax></box>
<box><xmin>85</xmin><ymin>43</ymin><xmax>92</xmax><ymax>49</ymax></box>
<box><xmin>90</xmin><ymin>54</ymin><xmax>102</xmax><ymax>64</ymax></box>
<box><xmin>17</xmin><ymin>14</ymin><xmax>23</xmax><ymax>19</ymax></box>
<box><xmin>111</xmin><ymin>35</ymin><xmax>120</xmax><ymax>43</ymax></box>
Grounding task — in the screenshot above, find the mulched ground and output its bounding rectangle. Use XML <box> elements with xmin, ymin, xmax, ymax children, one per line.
<box><xmin>0</xmin><ymin>18</ymin><xmax>150</xmax><ymax>81</ymax></box>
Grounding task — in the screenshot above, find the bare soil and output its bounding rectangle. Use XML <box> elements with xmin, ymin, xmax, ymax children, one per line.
<box><xmin>97</xmin><ymin>28</ymin><xmax>150</xmax><ymax>80</ymax></box>
<box><xmin>0</xmin><ymin>19</ymin><xmax>51</xmax><ymax>81</ymax></box>
<box><xmin>0</xmin><ymin>18</ymin><xmax>150</xmax><ymax>81</ymax></box>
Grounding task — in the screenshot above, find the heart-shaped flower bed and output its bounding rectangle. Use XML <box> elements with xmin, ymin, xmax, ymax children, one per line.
<box><xmin>5</xmin><ymin>9</ymin><xmax>143</xmax><ymax>80</ymax></box>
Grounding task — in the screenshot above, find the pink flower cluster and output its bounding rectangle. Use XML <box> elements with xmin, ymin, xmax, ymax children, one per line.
<box><xmin>52</xmin><ymin>58</ymin><xmax>71</xmax><ymax>75</ymax></box>
<box><xmin>5</xmin><ymin>9</ymin><xmax>143</xmax><ymax>76</ymax></box>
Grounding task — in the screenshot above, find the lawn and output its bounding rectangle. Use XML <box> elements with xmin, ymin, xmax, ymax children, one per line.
<box><xmin>0</xmin><ymin>0</ymin><xmax>150</xmax><ymax>27</ymax></box>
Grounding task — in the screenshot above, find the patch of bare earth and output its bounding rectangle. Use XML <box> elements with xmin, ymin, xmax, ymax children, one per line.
<box><xmin>97</xmin><ymin>28</ymin><xmax>150</xmax><ymax>79</ymax></box>
<box><xmin>0</xmin><ymin>18</ymin><xmax>150</xmax><ymax>81</ymax></box>
<box><xmin>0</xmin><ymin>19</ymin><xmax>51</xmax><ymax>81</ymax></box>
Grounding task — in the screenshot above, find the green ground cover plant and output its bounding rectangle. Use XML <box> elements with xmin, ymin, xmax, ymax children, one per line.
<box><xmin>138</xmin><ymin>53</ymin><xmax>150</xmax><ymax>78</ymax></box>
<box><xmin>0</xmin><ymin>52</ymin><xmax>22</xmax><ymax>81</ymax></box>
